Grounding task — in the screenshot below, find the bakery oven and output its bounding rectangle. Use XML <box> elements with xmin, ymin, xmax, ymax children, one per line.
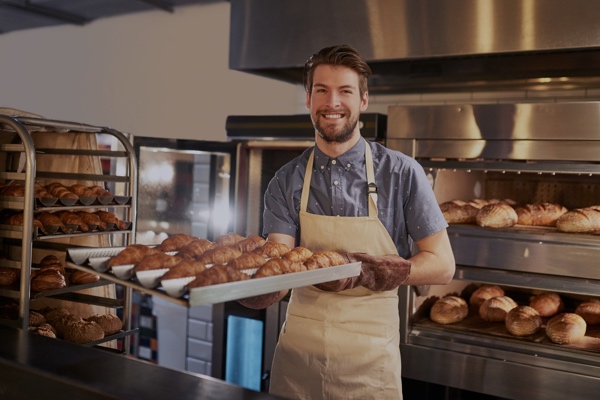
<box><xmin>387</xmin><ymin>102</ymin><xmax>600</xmax><ymax>400</ymax></box>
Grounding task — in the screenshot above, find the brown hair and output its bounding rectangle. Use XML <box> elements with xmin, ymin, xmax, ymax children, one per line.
<box><xmin>303</xmin><ymin>45</ymin><xmax>372</xmax><ymax>98</ymax></box>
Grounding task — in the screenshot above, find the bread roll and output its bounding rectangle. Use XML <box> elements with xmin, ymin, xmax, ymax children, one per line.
<box><xmin>63</xmin><ymin>320</ymin><xmax>105</xmax><ymax>344</ymax></box>
<box><xmin>86</xmin><ymin>314</ymin><xmax>122</xmax><ymax>335</ymax></box>
<box><xmin>31</xmin><ymin>269</ymin><xmax>66</xmax><ymax>292</ymax></box>
<box><xmin>575</xmin><ymin>299</ymin><xmax>600</xmax><ymax>325</ymax></box>
<box><xmin>529</xmin><ymin>292</ymin><xmax>564</xmax><ymax>317</ymax></box>
<box><xmin>505</xmin><ymin>306</ymin><xmax>542</xmax><ymax>336</ymax></box>
<box><xmin>546</xmin><ymin>313</ymin><xmax>587</xmax><ymax>344</ymax></box>
<box><xmin>514</xmin><ymin>203</ymin><xmax>568</xmax><ymax>227</ymax></box>
<box><xmin>556</xmin><ymin>206</ymin><xmax>600</xmax><ymax>233</ymax></box>
<box><xmin>479</xmin><ymin>296</ymin><xmax>517</xmax><ymax>322</ymax></box>
<box><xmin>476</xmin><ymin>203</ymin><xmax>518</xmax><ymax>228</ymax></box>
<box><xmin>469</xmin><ymin>285</ymin><xmax>505</xmax><ymax>308</ymax></box>
<box><xmin>430</xmin><ymin>296</ymin><xmax>469</xmax><ymax>325</ymax></box>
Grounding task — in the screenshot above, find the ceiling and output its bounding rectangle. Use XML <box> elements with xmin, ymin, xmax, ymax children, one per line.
<box><xmin>0</xmin><ymin>0</ymin><xmax>224</xmax><ymax>34</ymax></box>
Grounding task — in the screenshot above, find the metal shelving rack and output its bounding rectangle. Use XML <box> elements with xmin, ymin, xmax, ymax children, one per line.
<box><xmin>0</xmin><ymin>113</ymin><xmax>138</xmax><ymax>353</ymax></box>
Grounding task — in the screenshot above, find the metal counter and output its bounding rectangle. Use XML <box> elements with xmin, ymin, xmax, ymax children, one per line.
<box><xmin>0</xmin><ymin>324</ymin><xmax>283</xmax><ymax>400</ymax></box>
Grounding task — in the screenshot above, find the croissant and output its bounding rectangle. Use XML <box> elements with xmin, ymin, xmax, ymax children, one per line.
<box><xmin>55</xmin><ymin>210</ymin><xmax>89</xmax><ymax>232</ymax></box>
<box><xmin>0</xmin><ymin>182</ymin><xmax>25</xmax><ymax>197</ymax></box>
<box><xmin>35</xmin><ymin>212</ymin><xmax>66</xmax><ymax>231</ymax></box>
<box><xmin>197</xmin><ymin>246</ymin><xmax>242</xmax><ymax>265</ymax></box>
<box><xmin>69</xmin><ymin>184</ymin><xmax>97</xmax><ymax>197</ymax></box>
<box><xmin>34</xmin><ymin>184</ymin><xmax>54</xmax><ymax>199</ymax></box>
<box><xmin>47</xmin><ymin>185</ymin><xmax>78</xmax><ymax>200</ymax></box>
<box><xmin>75</xmin><ymin>211</ymin><xmax>107</xmax><ymax>230</ymax></box>
<box><xmin>44</xmin><ymin>182</ymin><xmax>65</xmax><ymax>193</ymax></box>
<box><xmin>304</xmin><ymin>251</ymin><xmax>346</xmax><ymax>270</ymax></box>
<box><xmin>89</xmin><ymin>185</ymin><xmax>113</xmax><ymax>197</ymax></box>
<box><xmin>133</xmin><ymin>253</ymin><xmax>183</xmax><ymax>273</ymax></box>
<box><xmin>94</xmin><ymin>211</ymin><xmax>128</xmax><ymax>230</ymax></box>
<box><xmin>177</xmin><ymin>239</ymin><xmax>216</xmax><ymax>259</ymax></box>
<box><xmin>187</xmin><ymin>265</ymin><xmax>249</xmax><ymax>289</ymax></box>
<box><xmin>157</xmin><ymin>234</ymin><xmax>198</xmax><ymax>252</ymax></box>
<box><xmin>107</xmin><ymin>244</ymin><xmax>161</xmax><ymax>268</ymax></box>
<box><xmin>282</xmin><ymin>246</ymin><xmax>313</xmax><ymax>263</ymax></box>
<box><xmin>161</xmin><ymin>260</ymin><xmax>207</xmax><ymax>280</ymax></box>
<box><xmin>254</xmin><ymin>258</ymin><xmax>306</xmax><ymax>278</ymax></box>
<box><xmin>236</xmin><ymin>235</ymin><xmax>267</xmax><ymax>253</ymax></box>
<box><xmin>215</xmin><ymin>232</ymin><xmax>246</xmax><ymax>246</ymax></box>
<box><xmin>254</xmin><ymin>241</ymin><xmax>291</xmax><ymax>258</ymax></box>
<box><xmin>4</xmin><ymin>212</ymin><xmax>44</xmax><ymax>230</ymax></box>
<box><xmin>227</xmin><ymin>253</ymin><xmax>268</xmax><ymax>270</ymax></box>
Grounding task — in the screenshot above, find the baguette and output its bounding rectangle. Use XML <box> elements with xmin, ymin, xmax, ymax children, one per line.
<box><xmin>514</xmin><ymin>203</ymin><xmax>568</xmax><ymax>227</ymax></box>
<box><xmin>556</xmin><ymin>206</ymin><xmax>600</xmax><ymax>233</ymax></box>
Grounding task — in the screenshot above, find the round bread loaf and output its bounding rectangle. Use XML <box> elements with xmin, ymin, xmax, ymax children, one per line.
<box><xmin>86</xmin><ymin>314</ymin><xmax>122</xmax><ymax>335</ymax></box>
<box><xmin>575</xmin><ymin>299</ymin><xmax>600</xmax><ymax>325</ymax></box>
<box><xmin>529</xmin><ymin>292</ymin><xmax>564</xmax><ymax>317</ymax></box>
<box><xmin>476</xmin><ymin>203</ymin><xmax>518</xmax><ymax>228</ymax></box>
<box><xmin>28</xmin><ymin>310</ymin><xmax>46</xmax><ymax>327</ymax></box>
<box><xmin>479</xmin><ymin>296</ymin><xmax>518</xmax><ymax>322</ymax></box>
<box><xmin>63</xmin><ymin>320</ymin><xmax>104</xmax><ymax>344</ymax></box>
<box><xmin>430</xmin><ymin>296</ymin><xmax>469</xmax><ymax>325</ymax></box>
<box><xmin>29</xmin><ymin>323</ymin><xmax>57</xmax><ymax>339</ymax></box>
<box><xmin>0</xmin><ymin>266</ymin><xmax>19</xmax><ymax>286</ymax></box>
<box><xmin>546</xmin><ymin>313</ymin><xmax>587</xmax><ymax>344</ymax></box>
<box><xmin>505</xmin><ymin>306</ymin><xmax>542</xmax><ymax>336</ymax></box>
<box><xmin>469</xmin><ymin>285</ymin><xmax>505</xmax><ymax>308</ymax></box>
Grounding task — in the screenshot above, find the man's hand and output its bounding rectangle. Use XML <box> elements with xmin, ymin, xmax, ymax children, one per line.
<box><xmin>314</xmin><ymin>253</ymin><xmax>411</xmax><ymax>292</ymax></box>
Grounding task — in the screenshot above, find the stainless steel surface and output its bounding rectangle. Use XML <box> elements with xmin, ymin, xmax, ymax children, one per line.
<box><xmin>230</xmin><ymin>0</ymin><xmax>600</xmax><ymax>93</ymax></box>
<box><xmin>400</xmin><ymin>344</ymin><xmax>600</xmax><ymax>400</ymax></box>
<box><xmin>392</xmin><ymin>102</ymin><xmax>600</xmax><ymax>398</ymax></box>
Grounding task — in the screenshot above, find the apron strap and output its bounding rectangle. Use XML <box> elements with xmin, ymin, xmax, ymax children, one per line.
<box><xmin>300</xmin><ymin>139</ymin><xmax>378</xmax><ymax>217</ymax></box>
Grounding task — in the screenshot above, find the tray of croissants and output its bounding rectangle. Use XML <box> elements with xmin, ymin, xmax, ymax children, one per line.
<box><xmin>439</xmin><ymin>198</ymin><xmax>600</xmax><ymax>234</ymax></box>
<box><xmin>419</xmin><ymin>284</ymin><xmax>600</xmax><ymax>351</ymax></box>
<box><xmin>0</xmin><ymin>181</ymin><xmax>131</xmax><ymax>207</ymax></box>
<box><xmin>66</xmin><ymin>233</ymin><xmax>361</xmax><ymax>307</ymax></box>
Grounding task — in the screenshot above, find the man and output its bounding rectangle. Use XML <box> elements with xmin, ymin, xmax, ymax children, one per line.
<box><xmin>240</xmin><ymin>45</ymin><xmax>455</xmax><ymax>399</ymax></box>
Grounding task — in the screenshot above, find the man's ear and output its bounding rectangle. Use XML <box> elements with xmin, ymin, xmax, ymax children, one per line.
<box><xmin>305</xmin><ymin>91</ymin><xmax>311</xmax><ymax>110</ymax></box>
<box><xmin>360</xmin><ymin>92</ymin><xmax>369</xmax><ymax>111</ymax></box>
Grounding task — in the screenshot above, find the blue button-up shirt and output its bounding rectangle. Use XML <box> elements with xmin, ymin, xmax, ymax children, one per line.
<box><xmin>262</xmin><ymin>138</ymin><xmax>447</xmax><ymax>258</ymax></box>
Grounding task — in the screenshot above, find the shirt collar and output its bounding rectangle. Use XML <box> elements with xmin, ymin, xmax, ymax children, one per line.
<box><xmin>313</xmin><ymin>138</ymin><xmax>365</xmax><ymax>173</ymax></box>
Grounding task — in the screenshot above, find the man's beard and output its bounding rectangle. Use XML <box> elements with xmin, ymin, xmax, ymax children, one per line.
<box><xmin>313</xmin><ymin>112</ymin><xmax>359</xmax><ymax>144</ymax></box>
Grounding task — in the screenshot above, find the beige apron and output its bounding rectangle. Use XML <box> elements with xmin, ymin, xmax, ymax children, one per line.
<box><xmin>270</xmin><ymin>140</ymin><xmax>403</xmax><ymax>400</ymax></box>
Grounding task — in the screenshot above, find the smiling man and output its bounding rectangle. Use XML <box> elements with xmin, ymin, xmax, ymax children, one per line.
<box><xmin>239</xmin><ymin>45</ymin><xmax>455</xmax><ymax>400</ymax></box>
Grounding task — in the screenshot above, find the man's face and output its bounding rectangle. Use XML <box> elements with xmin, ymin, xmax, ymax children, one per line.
<box><xmin>306</xmin><ymin>65</ymin><xmax>368</xmax><ymax>144</ymax></box>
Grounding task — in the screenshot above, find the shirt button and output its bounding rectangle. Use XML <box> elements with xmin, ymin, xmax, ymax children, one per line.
<box><xmin>347</xmin><ymin>163</ymin><xmax>351</xmax><ymax>168</ymax></box>
<box><xmin>320</xmin><ymin>165</ymin><xmax>325</xmax><ymax>170</ymax></box>
<box><xmin>332</xmin><ymin>160</ymin><xmax>337</xmax><ymax>165</ymax></box>
<box><xmin>333</xmin><ymin>180</ymin><xmax>339</xmax><ymax>186</ymax></box>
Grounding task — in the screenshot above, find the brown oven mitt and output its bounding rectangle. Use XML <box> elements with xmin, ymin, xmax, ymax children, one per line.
<box><xmin>238</xmin><ymin>290</ymin><xmax>287</xmax><ymax>310</ymax></box>
<box><xmin>314</xmin><ymin>253</ymin><xmax>411</xmax><ymax>292</ymax></box>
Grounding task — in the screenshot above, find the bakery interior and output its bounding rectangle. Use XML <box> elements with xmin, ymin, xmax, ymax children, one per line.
<box><xmin>1</xmin><ymin>1</ymin><xmax>600</xmax><ymax>399</ymax></box>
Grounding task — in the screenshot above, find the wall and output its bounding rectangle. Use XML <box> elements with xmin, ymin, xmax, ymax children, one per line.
<box><xmin>0</xmin><ymin>3</ymin><xmax>298</xmax><ymax>142</ymax></box>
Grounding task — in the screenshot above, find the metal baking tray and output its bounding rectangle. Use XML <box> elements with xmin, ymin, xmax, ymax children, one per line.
<box><xmin>65</xmin><ymin>246</ymin><xmax>361</xmax><ymax>307</ymax></box>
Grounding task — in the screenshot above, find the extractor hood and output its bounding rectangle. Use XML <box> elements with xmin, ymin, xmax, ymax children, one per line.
<box><xmin>0</xmin><ymin>0</ymin><xmax>221</xmax><ymax>34</ymax></box>
<box><xmin>229</xmin><ymin>0</ymin><xmax>600</xmax><ymax>93</ymax></box>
